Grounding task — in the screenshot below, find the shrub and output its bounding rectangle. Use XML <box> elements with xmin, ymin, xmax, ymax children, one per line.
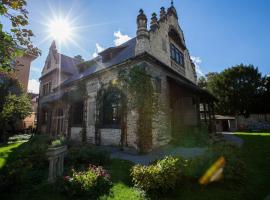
<box><xmin>172</xmin><ymin>125</ymin><xmax>210</xmax><ymax>147</ymax></box>
<box><xmin>0</xmin><ymin>135</ymin><xmax>49</xmax><ymax>192</ymax></box>
<box><xmin>49</xmin><ymin>136</ymin><xmax>67</xmax><ymax>148</ymax></box>
<box><xmin>131</xmin><ymin>156</ymin><xmax>180</xmax><ymax>193</ymax></box>
<box><xmin>62</xmin><ymin>165</ymin><xmax>112</xmax><ymax>198</ymax></box>
<box><xmin>65</xmin><ymin>145</ymin><xmax>110</xmax><ymax>167</ymax></box>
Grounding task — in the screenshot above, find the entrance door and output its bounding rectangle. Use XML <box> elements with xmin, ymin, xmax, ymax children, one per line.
<box><xmin>222</xmin><ymin>120</ymin><xmax>229</xmax><ymax>131</ymax></box>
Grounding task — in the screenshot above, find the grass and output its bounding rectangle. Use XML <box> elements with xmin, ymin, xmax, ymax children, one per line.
<box><xmin>1</xmin><ymin>132</ymin><xmax>270</xmax><ymax>199</ymax></box>
<box><xmin>0</xmin><ymin>142</ymin><xmax>24</xmax><ymax>169</ymax></box>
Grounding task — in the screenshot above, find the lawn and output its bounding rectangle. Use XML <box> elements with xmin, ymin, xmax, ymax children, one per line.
<box><xmin>0</xmin><ymin>132</ymin><xmax>270</xmax><ymax>200</ymax></box>
<box><xmin>0</xmin><ymin>142</ymin><xmax>24</xmax><ymax>169</ymax></box>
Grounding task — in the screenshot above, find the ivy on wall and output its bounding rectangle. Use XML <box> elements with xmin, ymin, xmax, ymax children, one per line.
<box><xmin>119</xmin><ymin>65</ymin><xmax>158</xmax><ymax>153</ymax></box>
<box><xmin>62</xmin><ymin>81</ymin><xmax>88</xmax><ymax>143</ymax></box>
<box><xmin>95</xmin><ymin>82</ymin><xmax>127</xmax><ymax>146</ymax></box>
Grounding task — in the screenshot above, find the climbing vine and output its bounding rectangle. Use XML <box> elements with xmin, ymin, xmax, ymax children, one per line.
<box><xmin>95</xmin><ymin>82</ymin><xmax>127</xmax><ymax>146</ymax></box>
<box><xmin>119</xmin><ymin>65</ymin><xmax>158</xmax><ymax>153</ymax></box>
<box><xmin>62</xmin><ymin>80</ymin><xmax>88</xmax><ymax>143</ymax></box>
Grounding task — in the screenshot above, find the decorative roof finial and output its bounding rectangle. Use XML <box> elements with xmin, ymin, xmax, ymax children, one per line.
<box><xmin>171</xmin><ymin>0</ymin><xmax>174</xmax><ymax>6</ymax></box>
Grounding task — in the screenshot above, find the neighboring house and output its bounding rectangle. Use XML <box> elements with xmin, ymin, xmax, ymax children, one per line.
<box><xmin>215</xmin><ymin>114</ymin><xmax>270</xmax><ymax>132</ymax></box>
<box><xmin>38</xmin><ymin>4</ymin><xmax>215</xmax><ymax>152</ymax></box>
<box><xmin>23</xmin><ymin>93</ymin><xmax>39</xmax><ymax>129</ymax></box>
<box><xmin>14</xmin><ymin>50</ymin><xmax>37</xmax><ymax>92</ymax></box>
<box><xmin>215</xmin><ymin>115</ymin><xmax>236</xmax><ymax>132</ymax></box>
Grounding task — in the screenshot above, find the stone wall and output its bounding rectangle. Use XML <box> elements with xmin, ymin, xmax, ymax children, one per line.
<box><xmin>100</xmin><ymin>129</ymin><xmax>121</xmax><ymax>146</ymax></box>
<box><xmin>135</xmin><ymin>8</ymin><xmax>197</xmax><ymax>84</ymax></box>
<box><xmin>236</xmin><ymin>114</ymin><xmax>270</xmax><ymax>131</ymax></box>
<box><xmin>70</xmin><ymin>127</ymin><xmax>82</xmax><ymax>141</ymax></box>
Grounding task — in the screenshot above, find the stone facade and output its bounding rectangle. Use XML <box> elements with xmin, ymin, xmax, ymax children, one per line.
<box><xmin>38</xmin><ymin>4</ymin><xmax>215</xmax><ymax>153</ymax></box>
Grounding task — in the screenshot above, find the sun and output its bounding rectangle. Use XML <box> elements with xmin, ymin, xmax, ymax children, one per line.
<box><xmin>48</xmin><ymin>17</ymin><xmax>73</xmax><ymax>42</ymax></box>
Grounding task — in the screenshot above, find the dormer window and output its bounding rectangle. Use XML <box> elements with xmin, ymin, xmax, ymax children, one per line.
<box><xmin>170</xmin><ymin>43</ymin><xmax>184</xmax><ymax>67</ymax></box>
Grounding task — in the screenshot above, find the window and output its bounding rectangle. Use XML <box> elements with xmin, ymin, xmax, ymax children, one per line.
<box><xmin>42</xmin><ymin>111</ymin><xmax>48</xmax><ymax>124</ymax></box>
<box><xmin>102</xmin><ymin>91</ymin><xmax>121</xmax><ymax>128</ymax></box>
<box><xmin>170</xmin><ymin>43</ymin><xmax>184</xmax><ymax>67</ymax></box>
<box><xmin>155</xmin><ymin>77</ymin><xmax>162</xmax><ymax>93</ymax></box>
<box><xmin>70</xmin><ymin>101</ymin><xmax>84</xmax><ymax>126</ymax></box>
<box><xmin>42</xmin><ymin>81</ymin><xmax>52</xmax><ymax>96</ymax></box>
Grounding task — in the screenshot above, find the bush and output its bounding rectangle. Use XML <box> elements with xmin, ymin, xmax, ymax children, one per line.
<box><xmin>0</xmin><ymin>135</ymin><xmax>49</xmax><ymax>192</ymax></box>
<box><xmin>131</xmin><ymin>156</ymin><xmax>180</xmax><ymax>193</ymax></box>
<box><xmin>172</xmin><ymin>125</ymin><xmax>210</xmax><ymax>147</ymax></box>
<box><xmin>65</xmin><ymin>145</ymin><xmax>110</xmax><ymax>167</ymax></box>
<box><xmin>50</xmin><ymin>136</ymin><xmax>67</xmax><ymax>148</ymax></box>
<box><xmin>62</xmin><ymin>165</ymin><xmax>112</xmax><ymax>198</ymax></box>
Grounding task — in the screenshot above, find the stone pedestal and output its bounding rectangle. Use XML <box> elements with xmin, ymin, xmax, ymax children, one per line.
<box><xmin>46</xmin><ymin>145</ymin><xmax>67</xmax><ymax>183</ymax></box>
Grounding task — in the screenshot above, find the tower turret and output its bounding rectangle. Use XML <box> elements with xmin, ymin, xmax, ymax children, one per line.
<box><xmin>150</xmin><ymin>12</ymin><xmax>158</xmax><ymax>31</ymax></box>
<box><xmin>159</xmin><ymin>7</ymin><xmax>167</xmax><ymax>21</ymax></box>
<box><xmin>135</xmin><ymin>9</ymin><xmax>150</xmax><ymax>55</ymax></box>
<box><xmin>167</xmin><ymin>0</ymin><xmax>178</xmax><ymax>19</ymax></box>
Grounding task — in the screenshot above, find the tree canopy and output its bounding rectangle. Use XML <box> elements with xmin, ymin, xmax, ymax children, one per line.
<box><xmin>0</xmin><ymin>70</ymin><xmax>32</xmax><ymax>141</ymax></box>
<box><xmin>199</xmin><ymin>64</ymin><xmax>269</xmax><ymax>116</ymax></box>
<box><xmin>0</xmin><ymin>0</ymin><xmax>40</xmax><ymax>71</ymax></box>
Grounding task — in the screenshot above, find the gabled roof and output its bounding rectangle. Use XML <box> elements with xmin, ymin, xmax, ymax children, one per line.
<box><xmin>40</xmin><ymin>53</ymin><xmax>81</xmax><ymax>79</ymax></box>
<box><xmin>59</xmin><ymin>53</ymin><xmax>81</xmax><ymax>75</ymax></box>
<box><xmin>61</xmin><ymin>37</ymin><xmax>136</xmax><ymax>86</ymax></box>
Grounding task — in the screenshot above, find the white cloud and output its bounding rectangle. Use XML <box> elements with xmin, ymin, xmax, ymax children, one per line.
<box><xmin>113</xmin><ymin>30</ymin><xmax>131</xmax><ymax>46</ymax></box>
<box><xmin>92</xmin><ymin>43</ymin><xmax>104</xmax><ymax>58</ymax></box>
<box><xmin>191</xmin><ymin>56</ymin><xmax>204</xmax><ymax>77</ymax></box>
<box><xmin>28</xmin><ymin>79</ymin><xmax>40</xmax><ymax>94</ymax></box>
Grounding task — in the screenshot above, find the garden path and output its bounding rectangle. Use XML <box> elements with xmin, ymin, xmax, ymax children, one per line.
<box><xmin>98</xmin><ymin>145</ymin><xmax>206</xmax><ymax>165</ymax></box>
<box><xmin>220</xmin><ymin>132</ymin><xmax>244</xmax><ymax>147</ymax></box>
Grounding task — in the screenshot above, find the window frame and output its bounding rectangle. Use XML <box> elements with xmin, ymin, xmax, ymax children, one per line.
<box><xmin>170</xmin><ymin>43</ymin><xmax>184</xmax><ymax>67</ymax></box>
<box><xmin>101</xmin><ymin>90</ymin><xmax>122</xmax><ymax>129</ymax></box>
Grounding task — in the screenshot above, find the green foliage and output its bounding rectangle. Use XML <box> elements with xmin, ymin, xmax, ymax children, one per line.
<box><xmin>0</xmin><ymin>71</ymin><xmax>32</xmax><ymax>141</ymax></box>
<box><xmin>65</xmin><ymin>145</ymin><xmax>110</xmax><ymax>167</ymax></box>
<box><xmin>100</xmin><ymin>183</ymin><xmax>148</xmax><ymax>200</ymax></box>
<box><xmin>172</xmin><ymin>125</ymin><xmax>210</xmax><ymax>147</ymax></box>
<box><xmin>50</xmin><ymin>136</ymin><xmax>67</xmax><ymax>148</ymax></box>
<box><xmin>0</xmin><ymin>0</ymin><xmax>40</xmax><ymax>71</ymax></box>
<box><xmin>1</xmin><ymin>93</ymin><xmax>31</xmax><ymax>120</ymax></box>
<box><xmin>202</xmin><ymin>64</ymin><xmax>268</xmax><ymax>116</ymax></box>
<box><xmin>0</xmin><ymin>135</ymin><xmax>49</xmax><ymax>192</ymax></box>
<box><xmin>8</xmin><ymin>133</ymin><xmax>32</xmax><ymax>143</ymax></box>
<box><xmin>119</xmin><ymin>65</ymin><xmax>157</xmax><ymax>153</ymax></box>
<box><xmin>131</xmin><ymin>156</ymin><xmax>180</xmax><ymax>193</ymax></box>
<box><xmin>62</xmin><ymin>165</ymin><xmax>112</xmax><ymax>198</ymax></box>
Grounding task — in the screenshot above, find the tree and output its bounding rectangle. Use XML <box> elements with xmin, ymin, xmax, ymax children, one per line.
<box><xmin>0</xmin><ymin>0</ymin><xmax>40</xmax><ymax>71</ymax></box>
<box><xmin>0</xmin><ymin>70</ymin><xmax>31</xmax><ymax>142</ymax></box>
<box><xmin>203</xmin><ymin>64</ymin><xmax>264</xmax><ymax>117</ymax></box>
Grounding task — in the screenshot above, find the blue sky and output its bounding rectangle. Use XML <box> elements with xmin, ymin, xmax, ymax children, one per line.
<box><xmin>3</xmin><ymin>0</ymin><xmax>270</xmax><ymax>92</ymax></box>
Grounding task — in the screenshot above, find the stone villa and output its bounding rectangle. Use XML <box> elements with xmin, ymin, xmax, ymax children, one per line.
<box><xmin>38</xmin><ymin>3</ymin><xmax>215</xmax><ymax>152</ymax></box>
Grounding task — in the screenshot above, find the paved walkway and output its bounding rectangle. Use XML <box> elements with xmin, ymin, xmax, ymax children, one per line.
<box><xmin>218</xmin><ymin>132</ymin><xmax>244</xmax><ymax>147</ymax></box>
<box><xmin>98</xmin><ymin>145</ymin><xmax>207</xmax><ymax>165</ymax></box>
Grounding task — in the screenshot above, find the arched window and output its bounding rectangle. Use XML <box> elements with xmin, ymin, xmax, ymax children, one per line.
<box><xmin>102</xmin><ymin>90</ymin><xmax>121</xmax><ymax>127</ymax></box>
<box><xmin>70</xmin><ymin>101</ymin><xmax>84</xmax><ymax>126</ymax></box>
<box><xmin>97</xmin><ymin>86</ymin><xmax>124</xmax><ymax>129</ymax></box>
